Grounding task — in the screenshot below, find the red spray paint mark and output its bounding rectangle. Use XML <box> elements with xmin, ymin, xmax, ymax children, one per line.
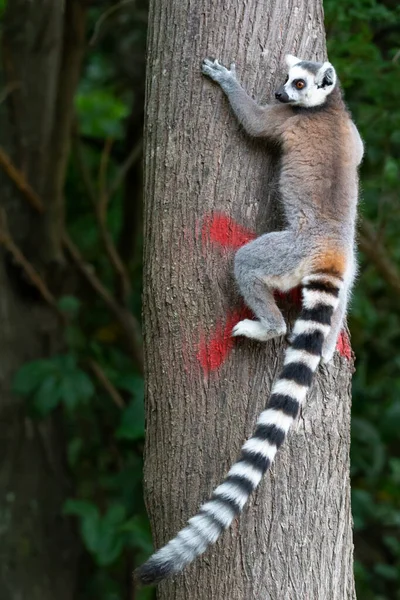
<box><xmin>336</xmin><ymin>330</ymin><xmax>352</xmax><ymax>361</ymax></box>
<box><xmin>197</xmin><ymin>305</ymin><xmax>253</xmax><ymax>373</ymax></box>
<box><xmin>197</xmin><ymin>212</ymin><xmax>351</xmax><ymax>373</ymax></box>
<box><xmin>202</xmin><ymin>212</ymin><xmax>256</xmax><ymax>250</ymax></box>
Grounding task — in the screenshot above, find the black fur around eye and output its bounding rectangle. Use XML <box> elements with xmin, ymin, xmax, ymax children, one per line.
<box><xmin>284</xmin><ymin>75</ymin><xmax>289</xmax><ymax>83</ymax></box>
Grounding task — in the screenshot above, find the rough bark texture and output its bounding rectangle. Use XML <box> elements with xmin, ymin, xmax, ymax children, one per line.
<box><xmin>143</xmin><ymin>1</ymin><xmax>356</xmax><ymax>599</ymax></box>
<box><xmin>0</xmin><ymin>2</ymin><xmax>85</xmax><ymax>598</ymax></box>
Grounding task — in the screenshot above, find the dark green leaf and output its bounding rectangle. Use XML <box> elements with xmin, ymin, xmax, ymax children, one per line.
<box><xmin>116</xmin><ymin>398</ymin><xmax>144</xmax><ymax>441</ymax></box>
<box><xmin>13</xmin><ymin>360</ymin><xmax>57</xmax><ymax>396</ymax></box>
<box><xmin>31</xmin><ymin>375</ymin><xmax>63</xmax><ymax>416</ymax></box>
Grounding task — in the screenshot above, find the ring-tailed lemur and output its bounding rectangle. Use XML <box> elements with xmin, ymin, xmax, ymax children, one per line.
<box><xmin>136</xmin><ymin>54</ymin><xmax>363</xmax><ymax>585</ymax></box>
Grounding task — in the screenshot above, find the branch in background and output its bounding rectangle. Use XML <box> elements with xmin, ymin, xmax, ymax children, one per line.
<box><xmin>43</xmin><ymin>0</ymin><xmax>88</xmax><ymax>261</ymax></box>
<box><xmin>72</xmin><ymin>130</ymin><xmax>98</xmax><ymax>205</ymax></box>
<box><xmin>89</xmin><ymin>0</ymin><xmax>137</xmax><ymax>46</ymax></box>
<box><xmin>108</xmin><ymin>139</ymin><xmax>142</xmax><ymax>199</ymax></box>
<box><xmin>87</xmin><ymin>359</ymin><xmax>126</xmax><ymax>409</ymax></box>
<box><xmin>0</xmin><ymin>209</ymin><xmax>64</xmax><ymax>319</ymax></box>
<box><xmin>73</xmin><ymin>130</ymin><xmax>142</xmax><ymax>204</ymax></box>
<box><xmin>0</xmin><ymin>147</ymin><xmax>44</xmax><ymax>212</ymax></box>
<box><xmin>98</xmin><ymin>139</ymin><xmax>132</xmax><ymax>303</ymax></box>
<box><xmin>359</xmin><ymin>218</ymin><xmax>400</xmax><ymax>297</ymax></box>
<box><xmin>0</xmin><ymin>146</ymin><xmax>143</xmax><ymax>372</ymax></box>
<box><xmin>98</xmin><ymin>137</ymin><xmax>114</xmax><ymax>219</ymax></box>
<box><xmin>118</xmin><ymin>63</ymin><xmax>145</xmax><ymax>268</ymax></box>
<box><xmin>75</xmin><ymin>134</ymin><xmax>132</xmax><ymax>304</ymax></box>
<box><xmin>62</xmin><ymin>233</ymin><xmax>143</xmax><ymax>372</ymax></box>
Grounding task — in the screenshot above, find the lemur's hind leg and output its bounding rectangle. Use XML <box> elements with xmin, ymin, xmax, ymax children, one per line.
<box><xmin>232</xmin><ymin>281</ymin><xmax>286</xmax><ymax>341</ymax></box>
<box><xmin>233</xmin><ymin>231</ymin><xmax>310</xmax><ymax>341</ymax></box>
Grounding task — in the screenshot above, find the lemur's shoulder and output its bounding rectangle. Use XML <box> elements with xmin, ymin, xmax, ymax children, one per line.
<box><xmin>279</xmin><ymin>91</ymin><xmax>355</xmax><ymax>158</ymax></box>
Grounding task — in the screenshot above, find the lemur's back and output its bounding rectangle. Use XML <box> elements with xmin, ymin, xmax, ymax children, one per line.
<box><xmin>278</xmin><ymin>90</ymin><xmax>359</xmax><ymax>233</ymax></box>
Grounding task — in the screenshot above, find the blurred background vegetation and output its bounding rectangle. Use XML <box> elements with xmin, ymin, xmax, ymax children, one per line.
<box><xmin>0</xmin><ymin>0</ymin><xmax>399</xmax><ymax>598</ymax></box>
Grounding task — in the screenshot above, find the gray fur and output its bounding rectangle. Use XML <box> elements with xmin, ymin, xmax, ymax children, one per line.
<box><xmin>296</xmin><ymin>60</ymin><xmax>322</xmax><ymax>74</ymax></box>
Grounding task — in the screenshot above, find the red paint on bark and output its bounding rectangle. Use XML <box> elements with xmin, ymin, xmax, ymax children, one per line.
<box><xmin>197</xmin><ymin>305</ymin><xmax>252</xmax><ymax>373</ymax></box>
<box><xmin>336</xmin><ymin>330</ymin><xmax>352</xmax><ymax>361</ymax></box>
<box><xmin>202</xmin><ymin>212</ymin><xmax>256</xmax><ymax>250</ymax></box>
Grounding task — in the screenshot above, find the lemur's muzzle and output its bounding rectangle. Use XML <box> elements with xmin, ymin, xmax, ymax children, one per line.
<box><xmin>275</xmin><ymin>85</ymin><xmax>290</xmax><ymax>103</ymax></box>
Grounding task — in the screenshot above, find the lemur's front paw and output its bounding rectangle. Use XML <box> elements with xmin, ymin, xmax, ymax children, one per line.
<box><xmin>202</xmin><ymin>58</ymin><xmax>236</xmax><ymax>85</ymax></box>
<box><xmin>232</xmin><ymin>319</ymin><xmax>286</xmax><ymax>342</ymax></box>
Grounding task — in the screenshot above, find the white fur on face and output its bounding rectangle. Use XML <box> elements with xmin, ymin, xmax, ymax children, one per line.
<box><xmin>283</xmin><ymin>65</ymin><xmax>335</xmax><ymax>107</ymax></box>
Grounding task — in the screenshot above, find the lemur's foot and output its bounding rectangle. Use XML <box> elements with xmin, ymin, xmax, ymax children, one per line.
<box><xmin>232</xmin><ymin>319</ymin><xmax>287</xmax><ymax>342</ymax></box>
<box><xmin>202</xmin><ymin>58</ymin><xmax>236</xmax><ymax>85</ymax></box>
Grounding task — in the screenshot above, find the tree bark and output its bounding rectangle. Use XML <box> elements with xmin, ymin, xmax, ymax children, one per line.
<box><xmin>0</xmin><ymin>2</ymin><xmax>86</xmax><ymax>598</ymax></box>
<box><xmin>143</xmin><ymin>1</ymin><xmax>356</xmax><ymax>599</ymax></box>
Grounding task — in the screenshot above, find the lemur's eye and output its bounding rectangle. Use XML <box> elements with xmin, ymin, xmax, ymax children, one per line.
<box><xmin>295</xmin><ymin>79</ymin><xmax>305</xmax><ymax>90</ymax></box>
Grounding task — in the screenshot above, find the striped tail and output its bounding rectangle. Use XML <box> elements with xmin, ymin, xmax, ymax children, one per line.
<box><xmin>136</xmin><ymin>272</ymin><xmax>343</xmax><ymax>585</ymax></box>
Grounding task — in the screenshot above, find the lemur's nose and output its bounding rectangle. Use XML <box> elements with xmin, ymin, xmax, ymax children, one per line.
<box><xmin>275</xmin><ymin>91</ymin><xmax>282</xmax><ymax>99</ymax></box>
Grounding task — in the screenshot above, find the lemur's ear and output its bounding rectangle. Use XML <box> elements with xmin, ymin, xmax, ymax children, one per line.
<box><xmin>285</xmin><ymin>54</ymin><xmax>301</xmax><ymax>69</ymax></box>
<box><xmin>316</xmin><ymin>62</ymin><xmax>337</xmax><ymax>88</ymax></box>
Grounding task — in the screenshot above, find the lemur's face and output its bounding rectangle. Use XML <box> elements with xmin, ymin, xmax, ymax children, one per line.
<box><xmin>275</xmin><ymin>55</ymin><xmax>337</xmax><ymax>108</ymax></box>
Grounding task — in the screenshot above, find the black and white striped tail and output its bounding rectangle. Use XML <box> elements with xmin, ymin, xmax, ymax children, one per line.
<box><xmin>136</xmin><ymin>272</ymin><xmax>343</xmax><ymax>585</ymax></box>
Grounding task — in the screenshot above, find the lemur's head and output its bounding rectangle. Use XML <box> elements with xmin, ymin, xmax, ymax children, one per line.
<box><xmin>275</xmin><ymin>55</ymin><xmax>337</xmax><ymax>108</ymax></box>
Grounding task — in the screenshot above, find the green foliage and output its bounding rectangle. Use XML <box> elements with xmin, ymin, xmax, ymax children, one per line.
<box><xmin>13</xmin><ymin>355</ymin><xmax>94</xmax><ymax>416</ymax></box>
<box><xmin>76</xmin><ymin>88</ymin><xmax>129</xmax><ymax>140</ymax></box>
<box><xmin>58</xmin><ymin>295</ymin><xmax>82</xmax><ymax>318</ymax></box>
<box><xmin>64</xmin><ymin>500</ymin><xmax>151</xmax><ymax>566</ymax></box>
<box><xmin>117</xmin><ymin>396</ymin><xmax>145</xmax><ymax>441</ymax></box>
<box><xmin>325</xmin><ymin>0</ymin><xmax>400</xmax><ymax>598</ymax></box>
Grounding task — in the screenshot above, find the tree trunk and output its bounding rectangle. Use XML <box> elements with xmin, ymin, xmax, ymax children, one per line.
<box><xmin>0</xmin><ymin>2</ymin><xmax>86</xmax><ymax>598</ymax></box>
<box><xmin>143</xmin><ymin>1</ymin><xmax>356</xmax><ymax>599</ymax></box>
